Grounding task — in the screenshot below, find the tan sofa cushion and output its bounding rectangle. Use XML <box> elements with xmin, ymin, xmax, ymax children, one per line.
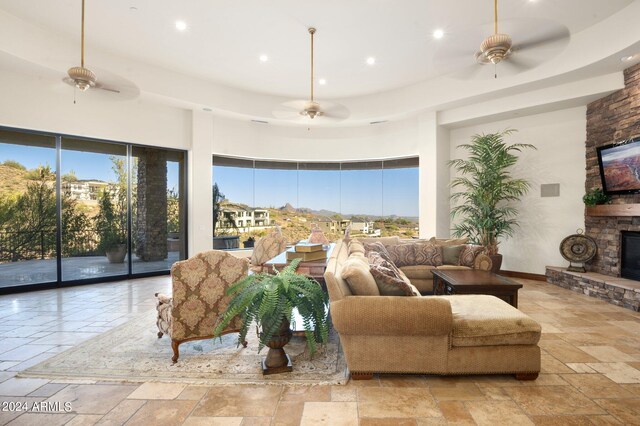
<box><xmin>436</xmin><ymin>265</ymin><xmax>472</xmax><ymax>271</ymax></box>
<box><xmin>359</xmin><ymin>236</ymin><xmax>401</xmax><ymax>245</ymax></box>
<box><xmin>441</xmin><ymin>295</ymin><xmax>541</xmax><ymax>347</ymax></box>
<box><xmin>348</xmin><ymin>240</ymin><xmax>365</xmax><ymax>255</ymax></box>
<box><xmin>400</xmin><ymin>265</ymin><xmax>436</xmax><ymax>280</ymax></box>
<box><xmin>428</xmin><ymin>237</ymin><xmax>469</xmax><ymax>246</ymax></box>
<box><xmin>341</xmin><ymin>256</ymin><xmax>380</xmax><ymax>296</ymax></box>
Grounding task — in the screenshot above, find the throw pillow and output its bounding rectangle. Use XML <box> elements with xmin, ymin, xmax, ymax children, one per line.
<box><xmin>459</xmin><ymin>245</ymin><xmax>486</xmax><ymax>267</ymax></box>
<box><xmin>341</xmin><ymin>256</ymin><xmax>380</xmax><ymax>296</ymax></box>
<box><xmin>251</xmin><ymin>232</ymin><xmax>288</xmax><ymax>265</ymax></box>
<box><xmin>367</xmin><ymin>251</ymin><xmax>417</xmax><ymax>296</ymax></box>
<box><xmin>473</xmin><ymin>253</ymin><xmax>493</xmax><ymax>271</ymax></box>
<box><xmin>385</xmin><ymin>243</ymin><xmax>417</xmax><ymax>267</ymax></box>
<box><xmin>442</xmin><ymin>245</ymin><xmax>465</xmax><ymax>265</ymax></box>
<box><xmin>414</xmin><ymin>244</ymin><xmax>443</xmax><ymax>266</ymax></box>
<box><xmin>364</xmin><ymin>241</ymin><xmax>392</xmax><ymax>260</ymax></box>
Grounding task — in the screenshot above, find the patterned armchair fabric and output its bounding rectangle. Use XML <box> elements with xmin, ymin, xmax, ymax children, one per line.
<box><xmin>155</xmin><ymin>250</ymin><xmax>249</xmax><ymax>363</ymax></box>
<box><xmin>250</xmin><ymin>229</ymin><xmax>288</xmax><ymax>266</ymax></box>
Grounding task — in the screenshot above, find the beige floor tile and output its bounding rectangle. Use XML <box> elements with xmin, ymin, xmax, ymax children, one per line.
<box><xmin>300</xmin><ymin>401</ymin><xmax>358</xmax><ymax>426</ymax></box>
<box><xmin>538</xmin><ymin>341</ymin><xmax>599</xmax><ymax>363</ymax></box>
<box><xmin>125</xmin><ymin>400</ymin><xmax>196</xmax><ymax>426</ymax></box>
<box><xmin>438</xmin><ymin>400</ymin><xmax>475</xmax><ymax>424</ymax></box>
<box><xmin>594</xmin><ymin>398</ymin><xmax>640</xmax><ymax>425</ymax></box>
<box><xmin>65</xmin><ymin>414</ymin><xmax>103</xmax><ymax>426</ymax></box>
<box><xmin>359</xmin><ymin>418</ymin><xmax>417</xmax><ymax>425</ymax></box>
<box><xmin>358</xmin><ymin>387</ymin><xmax>440</xmax><ymax>418</ymax></box>
<box><xmin>27</xmin><ymin>383</ymin><xmax>67</xmax><ymax>397</ymax></box>
<box><xmin>331</xmin><ymin>385</ymin><xmax>357</xmax><ymax>401</ymax></box>
<box><xmin>45</xmin><ymin>384</ymin><xmax>136</xmax><ymax>415</ymax></box>
<box><xmin>586</xmin><ymin>362</ymin><xmax>640</xmax><ymax>384</ymax></box>
<box><xmin>281</xmin><ymin>385</ymin><xmax>330</xmax><ymax>401</ymax></box>
<box><xmin>414</xmin><ymin>417</ymin><xmax>447</xmax><ymax>425</ymax></box>
<box><xmin>530</xmin><ymin>414</ymin><xmax>600</xmax><ymax>425</ymax></box>
<box><xmin>240</xmin><ymin>417</ymin><xmax>271</xmax><ymax>425</ymax></box>
<box><xmin>560</xmin><ymin>374</ymin><xmax>634</xmax><ymax>399</ymax></box>
<box><xmin>0</xmin><ymin>377</ymin><xmax>49</xmax><ymax>396</ymax></box>
<box><xmin>96</xmin><ymin>399</ymin><xmax>146</xmax><ymax>425</ymax></box>
<box><xmin>6</xmin><ymin>413</ymin><xmax>75</xmax><ymax>426</ymax></box>
<box><xmin>466</xmin><ymin>400</ymin><xmax>534</xmax><ymax>426</ymax></box>
<box><xmin>541</xmin><ymin>354</ymin><xmax>575</xmax><ymax>374</ymax></box>
<box><xmin>176</xmin><ymin>386</ymin><xmax>209</xmax><ymax>401</ymax></box>
<box><xmin>192</xmin><ymin>386</ymin><xmax>282</xmax><ymax>417</ymax></box>
<box><xmin>621</xmin><ymin>383</ymin><xmax>640</xmax><ymax>397</ymax></box>
<box><xmin>566</xmin><ymin>363</ymin><xmax>598</xmax><ymax>374</ymax></box>
<box><xmin>504</xmin><ymin>385</ymin><xmax>606</xmax><ymax>416</ymax></box>
<box><xmin>272</xmin><ymin>401</ymin><xmax>304</xmax><ymax>426</ymax></box>
<box><xmin>0</xmin><ymin>344</ymin><xmax>57</xmax><ymax>362</ymax></box>
<box><xmin>429</xmin><ymin>383</ymin><xmax>485</xmax><ymax>401</ymax></box>
<box><xmin>578</xmin><ymin>346</ymin><xmax>637</xmax><ymax>362</ymax></box>
<box><xmin>588</xmin><ymin>415</ymin><xmax>625</xmax><ymax>425</ymax></box>
<box><xmin>182</xmin><ymin>417</ymin><xmax>243</xmax><ymax>426</ymax></box>
<box><xmin>0</xmin><ymin>396</ymin><xmax>46</xmax><ymax>425</ymax></box>
<box><xmin>127</xmin><ymin>382</ymin><xmax>187</xmax><ymax>400</ymax></box>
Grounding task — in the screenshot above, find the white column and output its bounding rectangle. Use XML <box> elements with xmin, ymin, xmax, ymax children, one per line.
<box><xmin>188</xmin><ymin>111</ymin><xmax>214</xmax><ymax>255</ymax></box>
<box><xmin>418</xmin><ymin>112</ymin><xmax>450</xmax><ymax>238</ymax></box>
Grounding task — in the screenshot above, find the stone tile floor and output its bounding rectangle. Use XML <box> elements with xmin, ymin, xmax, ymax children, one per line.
<box><xmin>0</xmin><ymin>276</ymin><xmax>639</xmax><ymax>425</ymax></box>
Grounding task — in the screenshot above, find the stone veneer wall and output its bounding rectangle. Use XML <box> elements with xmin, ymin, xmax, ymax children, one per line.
<box><xmin>585</xmin><ymin>63</ymin><xmax>640</xmax><ymax>276</ymax></box>
<box><xmin>136</xmin><ymin>148</ymin><xmax>168</xmax><ymax>261</ymax></box>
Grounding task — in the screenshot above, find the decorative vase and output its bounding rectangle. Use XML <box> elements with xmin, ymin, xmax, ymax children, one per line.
<box><xmin>261</xmin><ymin>318</ymin><xmax>293</xmax><ymax>375</ymax></box>
<box><xmin>489</xmin><ymin>254</ymin><xmax>503</xmax><ymax>273</ymax></box>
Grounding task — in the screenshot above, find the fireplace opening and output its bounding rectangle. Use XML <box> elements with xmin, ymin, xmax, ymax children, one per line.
<box><xmin>621</xmin><ymin>231</ymin><xmax>640</xmax><ymax>281</ymax></box>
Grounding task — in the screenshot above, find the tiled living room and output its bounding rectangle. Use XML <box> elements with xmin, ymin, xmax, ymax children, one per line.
<box><xmin>1</xmin><ymin>1</ymin><xmax>640</xmax><ymax>425</ymax></box>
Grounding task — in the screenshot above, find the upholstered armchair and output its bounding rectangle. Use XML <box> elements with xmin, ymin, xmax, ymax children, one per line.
<box><xmin>250</xmin><ymin>227</ymin><xmax>288</xmax><ymax>272</ymax></box>
<box><xmin>155</xmin><ymin>250</ymin><xmax>249</xmax><ymax>363</ymax></box>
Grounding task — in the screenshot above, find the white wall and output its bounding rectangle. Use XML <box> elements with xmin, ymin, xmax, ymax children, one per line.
<box><xmin>449</xmin><ymin>107</ymin><xmax>587</xmax><ymax>274</ymax></box>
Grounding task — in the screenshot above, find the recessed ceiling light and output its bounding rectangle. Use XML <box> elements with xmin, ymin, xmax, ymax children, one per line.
<box><xmin>433</xmin><ymin>29</ymin><xmax>444</xmax><ymax>39</ymax></box>
<box><xmin>621</xmin><ymin>55</ymin><xmax>635</xmax><ymax>62</ymax></box>
<box><xmin>259</xmin><ymin>54</ymin><xmax>269</xmax><ymax>62</ymax></box>
<box><xmin>318</xmin><ymin>78</ymin><xmax>327</xmax><ymax>85</ymax></box>
<box><xmin>175</xmin><ymin>20</ymin><xmax>187</xmax><ymax>31</ymax></box>
<box><xmin>366</xmin><ymin>57</ymin><xmax>376</xmax><ymax>65</ymax></box>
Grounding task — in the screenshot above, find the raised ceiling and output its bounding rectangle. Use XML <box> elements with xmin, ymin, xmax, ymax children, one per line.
<box><xmin>0</xmin><ymin>0</ymin><xmax>639</xmax><ymax>124</ymax></box>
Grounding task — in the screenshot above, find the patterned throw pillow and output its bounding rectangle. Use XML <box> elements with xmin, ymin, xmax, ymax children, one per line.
<box><xmin>458</xmin><ymin>245</ymin><xmax>486</xmax><ymax>267</ymax></box>
<box><xmin>385</xmin><ymin>243</ymin><xmax>416</xmax><ymax>267</ymax></box>
<box><xmin>367</xmin><ymin>251</ymin><xmax>418</xmax><ymax>296</ymax></box>
<box><xmin>251</xmin><ymin>232</ymin><xmax>288</xmax><ymax>265</ymax></box>
<box><xmin>414</xmin><ymin>244</ymin><xmax>443</xmax><ymax>266</ymax></box>
<box><xmin>363</xmin><ymin>242</ymin><xmax>392</xmax><ymax>261</ymax></box>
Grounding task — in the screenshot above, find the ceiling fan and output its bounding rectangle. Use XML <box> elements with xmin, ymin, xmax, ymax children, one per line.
<box><xmin>435</xmin><ymin>0</ymin><xmax>569</xmax><ymax>79</ymax></box>
<box><xmin>63</xmin><ymin>0</ymin><xmax>133</xmax><ymax>100</ymax></box>
<box><xmin>272</xmin><ymin>27</ymin><xmax>349</xmax><ymax>122</ymax></box>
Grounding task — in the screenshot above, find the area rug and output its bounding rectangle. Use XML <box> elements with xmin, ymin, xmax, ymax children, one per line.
<box><xmin>19</xmin><ymin>310</ymin><xmax>347</xmax><ymax>386</ymax></box>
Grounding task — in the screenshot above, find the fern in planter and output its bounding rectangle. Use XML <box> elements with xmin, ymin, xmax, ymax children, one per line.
<box><xmin>583</xmin><ymin>188</ymin><xmax>611</xmax><ymax>206</ymax></box>
<box><xmin>214</xmin><ymin>258</ymin><xmax>329</xmax><ymax>355</ymax></box>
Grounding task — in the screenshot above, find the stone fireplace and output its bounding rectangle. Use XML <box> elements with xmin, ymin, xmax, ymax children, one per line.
<box><xmin>546</xmin><ymin>63</ymin><xmax>640</xmax><ymax>312</ymax></box>
<box><xmin>621</xmin><ymin>231</ymin><xmax>640</xmax><ymax>281</ymax></box>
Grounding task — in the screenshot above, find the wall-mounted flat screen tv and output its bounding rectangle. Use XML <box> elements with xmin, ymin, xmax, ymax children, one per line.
<box><xmin>597</xmin><ymin>137</ymin><xmax>640</xmax><ymax>195</ymax></box>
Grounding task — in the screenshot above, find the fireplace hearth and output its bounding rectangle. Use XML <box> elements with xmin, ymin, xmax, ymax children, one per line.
<box><xmin>621</xmin><ymin>231</ymin><xmax>640</xmax><ymax>281</ymax></box>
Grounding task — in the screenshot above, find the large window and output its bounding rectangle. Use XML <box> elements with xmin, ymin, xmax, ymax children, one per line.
<box><xmin>0</xmin><ymin>127</ymin><xmax>188</xmax><ymax>292</ymax></box>
<box><xmin>212</xmin><ymin>156</ymin><xmax>419</xmax><ymax>244</ymax></box>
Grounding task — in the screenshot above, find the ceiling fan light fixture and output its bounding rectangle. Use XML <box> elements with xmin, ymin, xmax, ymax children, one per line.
<box><xmin>67</xmin><ymin>66</ymin><xmax>96</xmax><ymax>91</ymax></box>
<box><xmin>479</xmin><ymin>33</ymin><xmax>512</xmax><ymax>64</ymax></box>
<box><xmin>300</xmin><ymin>101</ymin><xmax>323</xmax><ymax>119</ymax></box>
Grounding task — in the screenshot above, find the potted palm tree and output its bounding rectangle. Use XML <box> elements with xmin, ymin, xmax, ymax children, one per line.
<box><xmin>214</xmin><ymin>258</ymin><xmax>329</xmax><ymax>375</ymax></box>
<box><xmin>449</xmin><ymin>130</ymin><xmax>535</xmax><ymax>271</ymax></box>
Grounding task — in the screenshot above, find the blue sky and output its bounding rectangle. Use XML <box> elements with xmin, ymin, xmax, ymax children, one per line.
<box><xmin>213</xmin><ymin>165</ymin><xmax>419</xmax><ymax>217</ymax></box>
<box><xmin>0</xmin><ymin>143</ymin><xmax>180</xmax><ymax>192</ymax></box>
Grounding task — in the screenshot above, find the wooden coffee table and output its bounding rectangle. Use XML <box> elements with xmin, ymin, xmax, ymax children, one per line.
<box><xmin>432</xmin><ymin>269</ymin><xmax>523</xmax><ymax>308</ymax></box>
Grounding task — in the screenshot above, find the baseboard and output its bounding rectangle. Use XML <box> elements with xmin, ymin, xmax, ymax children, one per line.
<box><xmin>500</xmin><ymin>270</ymin><xmax>546</xmax><ymax>281</ymax></box>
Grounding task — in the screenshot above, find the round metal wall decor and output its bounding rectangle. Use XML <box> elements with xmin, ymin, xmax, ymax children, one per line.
<box><xmin>559</xmin><ymin>229</ymin><xmax>597</xmax><ymax>272</ymax></box>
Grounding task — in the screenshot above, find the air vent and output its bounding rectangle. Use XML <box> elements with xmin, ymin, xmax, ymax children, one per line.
<box><xmin>370</xmin><ymin>120</ymin><xmax>387</xmax><ymax>125</ymax></box>
<box><xmin>251</xmin><ymin>119</ymin><xmax>269</xmax><ymax>124</ymax></box>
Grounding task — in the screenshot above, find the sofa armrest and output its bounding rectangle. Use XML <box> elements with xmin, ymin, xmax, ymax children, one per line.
<box><xmin>330</xmin><ymin>296</ymin><xmax>452</xmax><ymax>337</ymax></box>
